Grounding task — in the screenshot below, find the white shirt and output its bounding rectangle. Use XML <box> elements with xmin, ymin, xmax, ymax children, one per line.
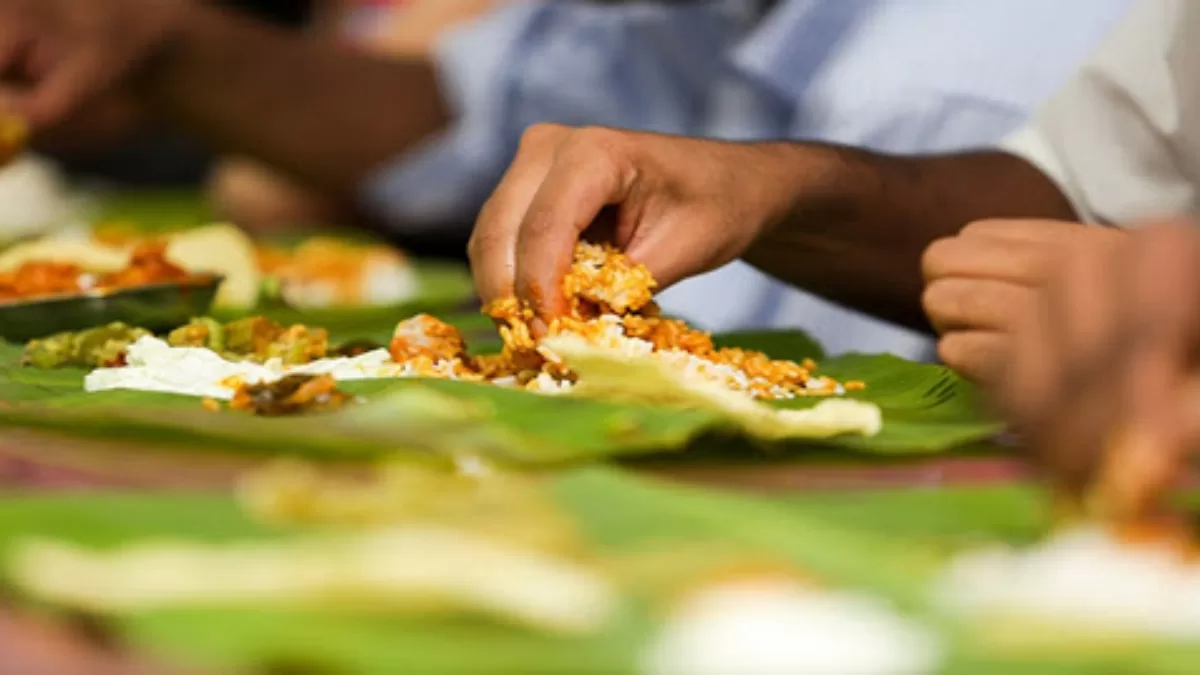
<box><xmin>1002</xmin><ymin>0</ymin><xmax>1200</xmax><ymax>226</ymax></box>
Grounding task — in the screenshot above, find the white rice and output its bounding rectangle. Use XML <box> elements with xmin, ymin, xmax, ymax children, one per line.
<box><xmin>278</xmin><ymin>256</ymin><xmax>419</xmax><ymax>309</ymax></box>
<box><xmin>279</xmin><ymin>280</ymin><xmax>339</xmax><ymax>309</ymax></box>
<box><xmin>528</xmin><ymin>372</ymin><xmax>573</xmax><ymax>395</ymax></box>
<box><xmin>934</xmin><ymin>526</ymin><xmax>1200</xmax><ymax>639</ymax></box>
<box><xmin>643</xmin><ymin>579</ymin><xmax>941</xmax><ymax>675</ymax></box>
<box><xmin>84</xmin><ymin>337</ymin><xmax>410</xmax><ymax>400</ymax></box>
<box><xmin>528</xmin><ymin>314</ymin><xmax>816</xmax><ymax>400</ymax></box>
<box><xmin>361</xmin><ymin>256</ymin><xmax>420</xmax><ymax>306</ymax></box>
<box><xmin>0</xmin><ymin>155</ymin><xmax>84</xmax><ymax>243</ymax></box>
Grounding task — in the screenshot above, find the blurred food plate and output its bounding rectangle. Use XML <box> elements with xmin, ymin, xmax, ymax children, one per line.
<box><xmin>0</xmin><ymin>464</ymin><xmax>948</xmax><ymax>675</ymax></box>
<box><xmin>0</xmin><ymin>200</ymin><xmax>474</xmax><ymax>342</ymax></box>
<box><xmin>0</xmin><ymin>241</ymin><xmax>224</xmax><ymax>342</ymax></box>
<box><xmin>0</xmin><ymin>465</ymin><xmax>1195</xmax><ymax>674</ymax></box>
<box><xmin>0</xmin><ymin>277</ymin><xmax>222</xmax><ymax>343</ymax></box>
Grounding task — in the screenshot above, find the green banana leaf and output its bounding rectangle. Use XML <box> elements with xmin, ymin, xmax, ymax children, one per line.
<box><xmin>0</xmin><ymin>470</ymin><xmax>1195</xmax><ymax>674</ymax></box>
<box><xmin>90</xmin><ymin>189</ymin><xmax>215</xmax><ymax>231</ymax></box>
<box><xmin>0</xmin><ymin>466</ymin><xmax>939</xmax><ymax>675</ymax></box>
<box><xmin>0</xmin><ymin>326</ymin><xmax>1000</xmax><ymax>463</ymax></box>
<box><xmin>49</xmin><ymin>190</ymin><xmax>1003</xmax><ymax>457</ymax></box>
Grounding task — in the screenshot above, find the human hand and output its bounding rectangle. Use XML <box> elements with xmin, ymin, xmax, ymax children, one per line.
<box><xmin>1000</xmin><ymin>221</ymin><xmax>1200</xmax><ymax>521</ymax></box>
<box><xmin>0</xmin><ymin>0</ymin><xmax>185</xmax><ymax>128</ymax></box>
<box><xmin>208</xmin><ymin>157</ymin><xmax>343</xmax><ymax>234</ymax></box>
<box><xmin>922</xmin><ymin>219</ymin><xmax>1123</xmax><ymax>384</ymax></box>
<box><xmin>468</xmin><ymin>124</ymin><xmax>801</xmax><ymax>327</ymax></box>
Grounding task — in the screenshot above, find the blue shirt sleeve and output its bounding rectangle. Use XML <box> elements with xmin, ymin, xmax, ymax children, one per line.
<box><xmin>361</xmin><ymin>0</ymin><xmax>762</xmax><ymax>233</ymax></box>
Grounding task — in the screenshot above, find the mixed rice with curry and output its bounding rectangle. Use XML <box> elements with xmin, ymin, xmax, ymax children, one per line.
<box><xmin>387</xmin><ymin>242</ymin><xmax>858</xmax><ymax>400</ymax></box>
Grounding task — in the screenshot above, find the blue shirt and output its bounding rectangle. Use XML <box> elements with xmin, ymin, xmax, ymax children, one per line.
<box><xmin>361</xmin><ymin>0</ymin><xmax>1133</xmax><ymax>359</ymax></box>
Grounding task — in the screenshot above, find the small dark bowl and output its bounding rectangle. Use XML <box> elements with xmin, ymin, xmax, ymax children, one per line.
<box><xmin>0</xmin><ymin>276</ymin><xmax>223</xmax><ymax>342</ymax></box>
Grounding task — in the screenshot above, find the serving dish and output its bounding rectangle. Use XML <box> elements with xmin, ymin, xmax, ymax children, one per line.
<box><xmin>0</xmin><ymin>275</ymin><xmax>223</xmax><ymax>342</ymax></box>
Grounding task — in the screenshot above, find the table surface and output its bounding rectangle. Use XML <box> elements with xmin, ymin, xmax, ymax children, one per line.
<box><xmin>0</xmin><ymin>429</ymin><xmax>1026</xmax><ymax>492</ymax></box>
<box><xmin>0</xmin><ymin>609</ymin><xmax>172</xmax><ymax>675</ymax></box>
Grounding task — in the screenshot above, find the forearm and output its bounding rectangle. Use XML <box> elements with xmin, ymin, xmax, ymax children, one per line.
<box><xmin>745</xmin><ymin>146</ymin><xmax>1076</xmax><ymax>331</ymax></box>
<box><xmin>141</xmin><ymin>3</ymin><xmax>449</xmax><ymax>198</ymax></box>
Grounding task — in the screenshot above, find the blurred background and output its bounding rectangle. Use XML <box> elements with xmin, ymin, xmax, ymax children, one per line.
<box><xmin>5</xmin><ymin>0</ymin><xmax>1131</xmax><ymax>358</ymax></box>
<box><xmin>46</xmin><ymin>0</ymin><xmax>312</xmax><ymax>188</ymax></box>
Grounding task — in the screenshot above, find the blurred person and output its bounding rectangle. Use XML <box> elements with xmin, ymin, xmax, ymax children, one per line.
<box><xmin>209</xmin><ymin>0</ymin><xmax>510</xmax><ymax>233</ymax></box>
<box><xmin>999</xmin><ymin>220</ymin><xmax>1200</xmax><ymax>522</ymax></box>
<box><xmin>466</xmin><ymin>0</ymin><xmax>1200</xmax><ymax>388</ymax></box>
<box><xmin>214</xmin><ymin>0</ymin><xmax>1128</xmax><ymax>362</ymax></box>
<box><xmin>0</xmin><ymin>0</ymin><xmax>1127</xmax><ymax>356</ymax></box>
<box><xmin>39</xmin><ymin>0</ymin><xmax>317</xmax><ymax>188</ymax></box>
<box><xmin>0</xmin><ymin>0</ymin><xmax>316</xmax><ymax>243</ymax></box>
<box><xmin>0</xmin><ymin>0</ymin><xmax>768</xmax><ymax>255</ymax></box>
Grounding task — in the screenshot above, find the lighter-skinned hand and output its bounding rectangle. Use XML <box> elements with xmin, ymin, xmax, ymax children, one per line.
<box><xmin>922</xmin><ymin>219</ymin><xmax>1124</xmax><ymax>384</ymax></box>
<box><xmin>1001</xmin><ymin>220</ymin><xmax>1200</xmax><ymax>521</ymax></box>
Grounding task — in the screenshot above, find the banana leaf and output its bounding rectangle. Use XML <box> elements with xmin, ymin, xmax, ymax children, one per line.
<box><xmin>39</xmin><ymin>191</ymin><xmax>1002</xmax><ymax>456</ymax></box>
<box><xmin>0</xmin><ymin>466</ymin><xmax>939</xmax><ymax>675</ymax></box>
<box><xmin>0</xmin><ymin>326</ymin><xmax>998</xmax><ymax>461</ymax></box>
<box><xmin>0</xmin><ymin>470</ymin><xmax>1194</xmax><ymax>673</ymax></box>
<box><xmin>90</xmin><ymin>189</ymin><xmax>215</xmax><ymax>232</ymax></box>
<box><xmin>0</xmin><ymin>326</ymin><xmax>1000</xmax><ymax>463</ymax></box>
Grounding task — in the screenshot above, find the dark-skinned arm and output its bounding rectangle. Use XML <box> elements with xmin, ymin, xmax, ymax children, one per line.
<box><xmin>140</xmin><ymin>2</ymin><xmax>449</xmax><ymax>199</ymax></box>
<box><xmin>744</xmin><ymin>146</ymin><xmax>1077</xmax><ymax>331</ymax></box>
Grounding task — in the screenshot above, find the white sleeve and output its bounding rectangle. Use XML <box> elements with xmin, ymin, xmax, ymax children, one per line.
<box><xmin>1000</xmin><ymin>0</ymin><xmax>1197</xmax><ymax>226</ymax></box>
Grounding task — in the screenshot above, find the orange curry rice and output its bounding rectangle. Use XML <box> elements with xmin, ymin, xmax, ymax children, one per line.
<box><xmin>229</xmin><ymin>374</ymin><xmax>354</xmax><ymax>416</ymax></box>
<box><xmin>386</xmin><ymin>242</ymin><xmax>853</xmax><ymax>400</ymax></box>
<box><xmin>0</xmin><ymin>243</ymin><xmax>198</xmax><ymax>303</ymax></box>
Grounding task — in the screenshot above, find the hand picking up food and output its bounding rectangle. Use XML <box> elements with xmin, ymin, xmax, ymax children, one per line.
<box><xmin>460</xmin><ymin>121</ymin><xmax>1200</xmax><ymax>532</ymax></box>
<box><xmin>461</xmin><ymin>120</ymin><xmax>1200</xmax><ymax>511</ymax></box>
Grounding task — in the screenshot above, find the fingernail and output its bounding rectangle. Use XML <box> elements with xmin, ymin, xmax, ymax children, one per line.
<box><xmin>530</xmin><ymin>317</ymin><xmax>548</xmax><ymax>338</ymax></box>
